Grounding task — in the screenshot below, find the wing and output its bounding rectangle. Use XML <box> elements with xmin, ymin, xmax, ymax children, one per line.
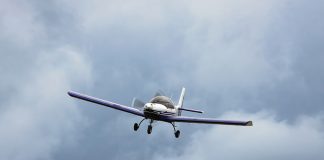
<box><xmin>68</xmin><ymin>91</ymin><xmax>144</xmax><ymax>117</ymax></box>
<box><xmin>161</xmin><ymin>116</ymin><xmax>252</xmax><ymax>126</ymax></box>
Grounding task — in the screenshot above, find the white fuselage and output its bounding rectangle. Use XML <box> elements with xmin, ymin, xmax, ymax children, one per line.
<box><xmin>143</xmin><ymin>103</ymin><xmax>177</xmax><ymax>117</ymax></box>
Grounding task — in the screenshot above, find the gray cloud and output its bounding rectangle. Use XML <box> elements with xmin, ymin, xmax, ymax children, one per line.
<box><xmin>153</xmin><ymin>111</ymin><xmax>324</xmax><ymax>160</ymax></box>
<box><xmin>0</xmin><ymin>0</ymin><xmax>92</xmax><ymax>159</ymax></box>
<box><xmin>1</xmin><ymin>0</ymin><xmax>324</xmax><ymax>160</ymax></box>
<box><xmin>0</xmin><ymin>47</ymin><xmax>92</xmax><ymax>160</ymax></box>
<box><xmin>66</xmin><ymin>0</ymin><xmax>324</xmax><ymax>118</ymax></box>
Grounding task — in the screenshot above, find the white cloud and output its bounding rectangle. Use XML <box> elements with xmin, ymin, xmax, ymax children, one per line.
<box><xmin>68</xmin><ymin>0</ymin><xmax>294</xmax><ymax>92</ymax></box>
<box><xmin>153</xmin><ymin>111</ymin><xmax>324</xmax><ymax>160</ymax></box>
<box><xmin>0</xmin><ymin>47</ymin><xmax>92</xmax><ymax>160</ymax></box>
<box><xmin>72</xmin><ymin>0</ymin><xmax>175</xmax><ymax>32</ymax></box>
<box><xmin>0</xmin><ymin>0</ymin><xmax>46</xmax><ymax>47</ymax></box>
<box><xmin>179</xmin><ymin>0</ymin><xmax>291</xmax><ymax>90</ymax></box>
<box><xmin>67</xmin><ymin>0</ymin><xmax>293</xmax><ymax>92</ymax></box>
<box><xmin>1</xmin><ymin>0</ymin><xmax>323</xmax><ymax>159</ymax></box>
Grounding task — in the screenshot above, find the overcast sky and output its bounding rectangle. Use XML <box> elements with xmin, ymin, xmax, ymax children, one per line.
<box><xmin>1</xmin><ymin>0</ymin><xmax>324</xmax><ymax>160</ymax></box>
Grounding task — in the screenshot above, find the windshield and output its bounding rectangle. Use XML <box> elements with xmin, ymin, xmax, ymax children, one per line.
<box><xmin>150</xmin><ymin>96</ymin><xmax>175</xmax><ymax>109</ymax></box>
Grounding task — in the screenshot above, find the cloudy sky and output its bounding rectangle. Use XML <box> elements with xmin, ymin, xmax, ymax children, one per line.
<box><xmin>1</xmin><ymin>0</ymin><xmax>324</xmax><ymax>159</ymax></box>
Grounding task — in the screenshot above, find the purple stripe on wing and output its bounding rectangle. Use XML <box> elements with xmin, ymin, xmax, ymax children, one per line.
<box><xmin>68</xmin><ymin>91</ymin><xmax>144</xmax><ymax>117</ymax></box>
<box><xmin>160</xmin><ymin>116</ymin><xmax>253</xmax><ymax>126</ymax></box>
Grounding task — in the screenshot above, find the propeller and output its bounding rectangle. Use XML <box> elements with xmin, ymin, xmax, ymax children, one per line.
<box><xmin>154</xmin><ymin>89</ymin><xmax>166</xmax><ymax>97</ymax></box>
<box><xmin>132</xmin><ymin>98</ymin><xmax>145</xmax><ymax>109</ymax></box>
<box><xmin>132</xmin><ymin>89</ymin><xmax>167</xmax><ymax>109</ymax></box>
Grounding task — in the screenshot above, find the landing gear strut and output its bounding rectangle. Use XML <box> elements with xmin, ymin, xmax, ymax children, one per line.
<box><xmin>147</xmin><ymin>119</ymin><xmax>153</xmax><ymax>134</ymax></box>
<box><xmin>170</xmin><ymin>122</ymin><xmax>180</xmax><ymax>138</ymax></box>
<box><xmin>133</xmin><ymin>118</ymin><xmax>145</xmax><ymax>131</ymax></box>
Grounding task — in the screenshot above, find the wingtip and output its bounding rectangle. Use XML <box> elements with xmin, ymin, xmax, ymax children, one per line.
<box><xmin>67</xmin><ymin>91</ymin><xmax>74</xmax><ymax>96</ymax></box>
<box><xmin>246</xmin><ymin>121</ymin><xmax>253</xmax><ymax>126</ymax></box>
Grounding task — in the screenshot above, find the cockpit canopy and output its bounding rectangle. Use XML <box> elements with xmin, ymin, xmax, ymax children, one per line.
<box><xmin>150</xmin><ymin>96</ymin><xmax>175</xmax><ymax>109</ymax></box>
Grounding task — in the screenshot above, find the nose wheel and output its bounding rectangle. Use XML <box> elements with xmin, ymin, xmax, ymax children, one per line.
<box><xmin>147</xmin><ymin>119</ymin><xmax>154</xmax><ymax>134</ymax></box>
<box><xmin>147</xmin><ymin>125</ymin><xmax>152</xmax><ymax>134</ymax></box>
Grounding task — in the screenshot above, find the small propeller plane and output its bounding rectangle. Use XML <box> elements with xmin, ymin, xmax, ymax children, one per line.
<box><xmin>68</xmin><ymin>88</ymin><xmax>252</xmax><ymax>138</ymax></box>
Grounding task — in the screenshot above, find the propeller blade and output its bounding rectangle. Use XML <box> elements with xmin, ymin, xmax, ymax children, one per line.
<box><xmin>132</xmin><ymin>98</ymin><xmax>145</xmax><ymax>109</ymax></box>
<box><xmin>154</xmin><ymin>89</ymin><xmax>166</xmax><ymax>97</ymax></box>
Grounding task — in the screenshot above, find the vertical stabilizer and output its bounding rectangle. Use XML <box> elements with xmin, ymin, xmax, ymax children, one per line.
<box><xmin>177</xmin><ymin>88</ymin><xmax>186</xmax><ymax>115</ymax></box>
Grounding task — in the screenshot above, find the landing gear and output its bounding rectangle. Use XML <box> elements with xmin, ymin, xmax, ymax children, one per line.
<box><xmin>147</xmin><ymin>125</ymin><xmax>152</xmax><ymax>134</ymax></box>
<box><xmin>175</xmin><ymin>130</ymin><xmax>180</xmax><ymax>138</ymax></box>
<box><xmin>134</xmin><ymin>119</ymin><xmax>180</xmax><ymax>138</ymax></box>
<box><xmin>147</xmin><ymin>119</ymin><xmax>154</xmax><ymax>134</ymax></box>
<box><xmin>133</xmin><ymin>118</ymin><xmax>145</xmax><ymax>131</ymax></box>
<box><xmin>134</xmin><ymin>123</ymin><xmax>139</xmax><ymax>131</ymax></box>
<box><xmin>170</xmin><ymin>122</ymin><xmax>180</xmax><ymax>138</ymax></box>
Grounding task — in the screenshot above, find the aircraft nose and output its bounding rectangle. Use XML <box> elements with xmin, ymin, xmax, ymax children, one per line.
<box><xmin>145</xmin><ymin>103</ymin><xmax>153</xmax><ymax>110</ymax></box>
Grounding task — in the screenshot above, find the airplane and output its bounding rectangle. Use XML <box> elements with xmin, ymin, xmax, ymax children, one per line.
<box><xmin>68</xmin><ymin>88</ymin><xmax>252</xmax><ymax>138</ymax></box>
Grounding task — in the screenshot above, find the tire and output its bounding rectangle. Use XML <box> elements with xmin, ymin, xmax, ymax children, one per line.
<box><xmin>175</xmin><ymin>130</ymin><xmax>180</xmax><ymax>138</ymax></box>
<box><xmin>147</xmin><ymin>125</ymin><xmax>152</xmax><ymax>134</ymax></box>
<box><xmin>134</xmin><ymin>123</ymin><xmax>139</xmax><ymax>131</ymax></box>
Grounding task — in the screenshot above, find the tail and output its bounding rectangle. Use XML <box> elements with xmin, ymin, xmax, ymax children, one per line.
<box><xmin>177</xmin><ymin>87</ymin><xmax>186</xmax><ymax>116</ymax></box>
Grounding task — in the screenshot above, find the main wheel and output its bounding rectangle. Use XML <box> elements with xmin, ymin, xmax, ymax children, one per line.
<box><xmin>147</xmin><ymin>125</ymin><xmax>152</xmax><ymax>134</ymax></box>
<box><xmin>134</xmin><ymin>123</ymin><xmax>139</xmax><ymax>131</ymax></box>
<box><xmin>175</xmin><ymin>130</ymin><xmax>180</xmax><ymax>138</ymax></box>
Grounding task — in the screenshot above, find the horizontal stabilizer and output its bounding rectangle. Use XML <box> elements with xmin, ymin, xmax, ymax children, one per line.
<box><xmin>178</xmin><ymin>108</ymin><xmax>204</xmax><ymax>113</ymax></box>
<box><xmin>246</xmin><ymin>121</ymin><xmax>253</xmax><ymax>126</ymax></box>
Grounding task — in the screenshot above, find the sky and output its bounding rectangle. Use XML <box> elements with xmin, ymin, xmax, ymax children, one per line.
<box><xmin>1</xmin><ymin>0</ymin><xmax>324</xmax><ymax>159</ymax></box>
